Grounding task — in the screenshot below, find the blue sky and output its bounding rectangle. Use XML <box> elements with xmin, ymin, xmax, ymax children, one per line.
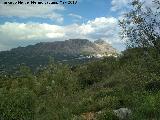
<box><xmin>0</xmin><ymin>0</ymin><xmax>117</xmax><ymax>24</ymax></box>
<box><xmin>0</xmin><ymin>0</ymin><xmax>152</xmax><ymax>51</ymax></box>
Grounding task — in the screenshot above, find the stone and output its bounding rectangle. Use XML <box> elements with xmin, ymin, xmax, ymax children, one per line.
<box><xmin>113</xmin><ymin>108</ymin><xmax>132</xmax><ymax>120</ymax></box>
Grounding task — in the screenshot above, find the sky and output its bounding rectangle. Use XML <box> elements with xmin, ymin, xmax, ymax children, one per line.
<box><xmin>0</xmin><ymin>0</ymin><xmax>154</xmax><ymax>51</ymax></box>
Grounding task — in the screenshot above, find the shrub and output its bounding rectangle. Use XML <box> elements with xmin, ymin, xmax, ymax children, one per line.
<box><xmin>96</xmin><ymin>109</ymin><xmax>119</xmax><ymax>120</ymax></box>
<box><xmin>0</xmin><ymin>88</ymin><xmax>36</xmax><ymax>120</ymax></box>
<box><xmin>145</xmin><ymin>81</ymin><xmax>160</xmax><ymax>92</ymax></box>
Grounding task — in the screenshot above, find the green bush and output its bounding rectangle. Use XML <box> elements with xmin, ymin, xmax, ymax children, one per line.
<box><xmin>96</xmin><ymin>109</ymin><xmax>119</xmax><ymax>120</ymax></box>
<box><xmin>145</xmin><ymin>81</ymin><xmax>160</xmax><ymax>92</ymax></box>
<box><xmin>133</xmin><ymin>93</ymin><xmax>160</xmax><ymax>119</ymax></box>
<box><xmin>0</xmin><ymin>88</ymin><xmax>36</xmax><ymax>120</ymax></box>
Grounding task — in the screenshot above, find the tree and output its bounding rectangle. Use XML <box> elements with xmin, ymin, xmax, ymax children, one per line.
<box><xmin>119</xmin><ymin>0</ymin><xmax>160</xmax><ymax>52</ymax></box>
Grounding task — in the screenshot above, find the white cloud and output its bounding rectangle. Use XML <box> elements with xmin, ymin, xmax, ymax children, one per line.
<box><xmin>0</xmin><ymin>22</ymin><xmax>65</xmax><ymax>40</ymax></box>
<box><xmin>0</xmin><ymin>17</ymin><xmax>122</xmax><ymax>51</ymax></box>
<box><xmin>69</xmin><ymin>13</ymin><xmax>83</xmax><ymax>19</ymax></box>
<box><xmin>111</xmin><ymin>0</ymin><xmax>130</xmax><ymax>11</ymax></box>
<box><xmin>0</xmin><ymin>0</ymin><xmax>64</xmax><ymax>23</ymax></box>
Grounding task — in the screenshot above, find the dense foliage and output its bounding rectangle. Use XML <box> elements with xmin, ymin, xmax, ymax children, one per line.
<box><xmin>0</xmin><ymin>47</ymin><xmax>160</xmax><ymax>119</ymax></box>
<box><xmin>0</xmin><ymin>0</ymin><xmax>160</xmax><ymax>119</ymax></box>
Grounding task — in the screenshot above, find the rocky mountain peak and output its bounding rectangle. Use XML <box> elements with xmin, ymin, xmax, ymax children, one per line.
<box><xmin>7</xmin><ymin>39</ymin><xmax>118</xmax><ymax>57</ymax></box>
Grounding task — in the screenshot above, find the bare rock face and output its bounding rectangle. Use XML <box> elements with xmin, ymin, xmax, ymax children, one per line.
<box><xmin>46</xmin><ymin>39</ymin><xmax>117</xmax><ymax>56</ymax></box>
<box><xmin>94</xmin><ymin>39</ymin><xmax>117</xmax><ymax>55</ymax></box>
<box><xmin>17</xmin><ymin>39</ymin><xmax>117</xmax><ymax>57</ymax></box>
<box><xmin>113</xmin><ymin>108</ymin><xmax>132</xmax><ymax>120</ymax></box>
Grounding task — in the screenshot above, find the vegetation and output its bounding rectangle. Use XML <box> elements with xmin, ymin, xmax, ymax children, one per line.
<box><xmin>119</xmin><ymin>0</ymin><xmax>160</xmax><ymax>50</ymax></box>
<box><xmin>0</xmin><ymin>0</ymin><xmax>160</xmax><ymax>119</ymax></box>
<box><xmin>0</xmin><ymin>46</ymin><xmax>160</xmax><ymax>119</ymax></box>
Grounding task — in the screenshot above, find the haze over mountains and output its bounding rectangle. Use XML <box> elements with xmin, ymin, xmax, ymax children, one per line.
<box><xmin>0</xmin><ymin>39</ymin><xmax>117</xmax><ymax>72</ymax></box>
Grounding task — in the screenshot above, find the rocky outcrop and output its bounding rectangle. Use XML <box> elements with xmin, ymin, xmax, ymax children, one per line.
<box><xmin>113</xmin><ymin>108</ymin><xmax>132</xmax><ymax>120</ymax></box>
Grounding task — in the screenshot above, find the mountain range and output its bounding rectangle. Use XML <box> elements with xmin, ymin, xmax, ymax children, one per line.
<box><xmin>0</xmin><ymin>39</ymin><xmax>117</xmax><ymax>72</ymax></box>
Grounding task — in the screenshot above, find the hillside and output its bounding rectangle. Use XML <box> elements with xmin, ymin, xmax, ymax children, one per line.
<box><xmin>1</xmin><ymin>47</ymin><xmax>160</xmax><ymax>120</ymax></box>
<box><xmin>11</xmin><ymin>39</ymin><xmax>117</xmax><ymax>55</ymax></box>
<box><xmin>0</xmin><ymin>0</ymin><xmax>159</xmax><ymax>119</ymax></box>
<box><xmin>0</xmin><ymin>39</ymin><xmax>117</xmax><ymax>72</ymax></box>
